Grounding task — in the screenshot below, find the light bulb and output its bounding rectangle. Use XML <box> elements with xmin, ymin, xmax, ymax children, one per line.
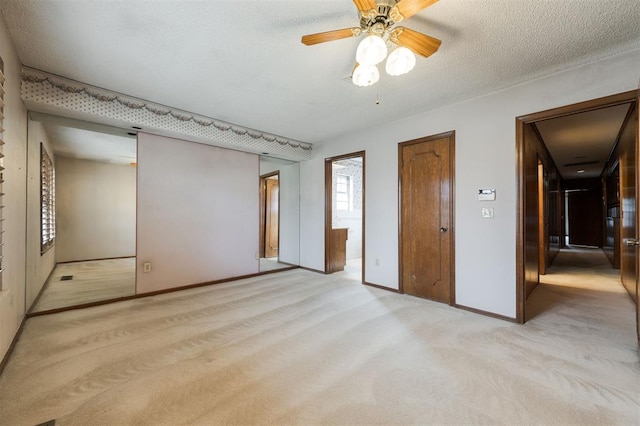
<box><xmin>352</xmin><ymin>64</ymin><xmax>380</xmax><ymax>87</ymax></box>
<box><xmin>385</xmin><ymin>47</ymin><xmax>416</xmax><ymax>76</ymax></box>
<box><xmin>356</xmin><ymin>35</ymin><xmax>388</xmax><ymax>66</ymax></box>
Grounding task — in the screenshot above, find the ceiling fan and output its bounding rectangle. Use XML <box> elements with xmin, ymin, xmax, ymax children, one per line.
<box><xmin>301</xmin><ymin>0</ymin><xmax>442</xmax><ymax>86</ymax></box>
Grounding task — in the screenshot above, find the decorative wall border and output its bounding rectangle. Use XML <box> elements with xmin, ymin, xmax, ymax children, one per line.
<box><xmin>21</xmin><ymin>67</ymin><xmax>313</xmax><ymax>161</ymax></box>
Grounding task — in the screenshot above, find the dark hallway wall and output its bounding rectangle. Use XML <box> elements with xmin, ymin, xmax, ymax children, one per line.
<box><xmin>523</xmin><ymin>124</ymin><xmax>562</xmax><ymax>298</ymax></box>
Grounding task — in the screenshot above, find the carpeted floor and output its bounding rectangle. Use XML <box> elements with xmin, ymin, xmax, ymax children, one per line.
<box><xmin>335</xmin><ymin>257</ymin><xmax>362</xmax><ymax>282</ymax></box>
<box><xmin>259</xmin><ymin>257</ymin><xmax>292</xmax><ymax>272</ymax></box>
<box><xmin>1</xmin><ymin>251</ymin><xmax>638</xmax><ymax>425</ymax></box>
<box><xmin>32</xmin><ymin>258</ymin><xmax>136</xmax><ymax>313</ymax></box>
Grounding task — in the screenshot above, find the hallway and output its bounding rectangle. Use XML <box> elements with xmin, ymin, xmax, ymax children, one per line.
<box><xmin>526</xmin><ymin>246</ymin><xmax>635</xmax><ymax>343</ymax></box>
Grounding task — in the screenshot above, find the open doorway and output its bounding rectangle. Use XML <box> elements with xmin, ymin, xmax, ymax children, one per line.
<box><xmin>259</xmin><ymin>171</ymin><xmax>285</xmax><ymax>271</ymax></box>
<box><xmin>516</xmin><ymin>92</ymin><xmax>639</xmax><ymax>345</ymax></box>
<box><xmin>324</xmin><ymin>152</ymin><xmax>365</xmax><ymax>282</ymax></box>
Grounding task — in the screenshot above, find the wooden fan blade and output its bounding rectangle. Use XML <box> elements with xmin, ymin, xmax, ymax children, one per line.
<box><xmin>352</xmin><ymin>0</ymin><xmax>377</xmax><ymax>12</ymax></box>
<box><xmin>390</xmin><ymin>27</ymin><xmax>441</xmax><ymax>58</ymax></box>
<box><xmin>301</xmin><ymin>28</ymin><xmax>361</xmax><ymax>46</ymax></box>
<box><xmin>391</xmin><ymin>0</ymin><xmax>439</xmax><ymax>22</ymax></box>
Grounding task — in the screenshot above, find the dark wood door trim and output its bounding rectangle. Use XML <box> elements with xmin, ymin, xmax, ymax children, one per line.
<box><xmin>398</xmin><ymin>131</ymin><xmax>455</xmax><ymax>304</ymax></box>
<box><xmin>518</xmin><ymin>91</ymin><xmax>637</xmax><ymax>123</ymax></box>
<box><xmin>515</xmin><ymin>90</ymin><xmax>637</xmax><ymax>324</ymax></box>
<box><xmin>324</xmin><ymin>151</ymin><xmax>366</xmax><ymax>282</ymax></box>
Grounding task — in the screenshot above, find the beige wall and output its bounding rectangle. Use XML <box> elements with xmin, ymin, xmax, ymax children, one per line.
<box><xmin>55</xmin><ymin>157</ymin><xmax>136</xmax><ymax>263</ymax></box>
<box><xmin>136</xmin><ymin>133</ymin><xmax>259</xmax><ymax>294</ymax></box>
<box><xmin>25</xmin><ymin>119</ymin><xmax>56</xmax><ymax>309</ymax></box>
<box><xmin>0</xmin><ymin>14</ymin><xmax>28</xmax><ymax>360</ymax></box>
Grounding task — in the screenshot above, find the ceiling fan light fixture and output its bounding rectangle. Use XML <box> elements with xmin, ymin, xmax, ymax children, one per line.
<box><xmin>352</xmin><ymin>64</ymin><xmax>380</xmax><ymax>87</ymax></box>
<box><xmin>385</xmin><ymin>46</ymin><xmax>416</xmax><ymax>76</ymax></box>
<box><xmin>356</xmin><ymin>35</ymin><xmax>387</xmax><ymax>66</ymax></box>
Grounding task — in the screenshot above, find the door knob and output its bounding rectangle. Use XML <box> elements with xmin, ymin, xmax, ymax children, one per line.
<box><xmin>440</xmin><ymin>227</ymin><xmax>448</xmax><ymax>233</ymax></box>
<box><xmin>625</xmin><ymin>238</ymin><xmax>639</xmax><ymax>247</ymax></box>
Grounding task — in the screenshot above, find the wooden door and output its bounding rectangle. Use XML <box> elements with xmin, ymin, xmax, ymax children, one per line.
<box><xmin>399</xmin><ymin>132</ymin><xmax>454</xmax><ymax>303</ymax></box>
<box><xmin>567</xmin><ymin>185</ymin><xmax>604</xmax><ymax>247</ymax></box>
<box><xmin>264</xmin><ymin>178</ymin><xmax>279</xmax><ymax>258</ymax></box>
<box><xmin>616</xmin><ymin>101</ymin><xmax>639</xmax><ymax>347</ymax></box>
<box><xmin>619</xmin><ymin>103</ymin><xmax>637</xmax><ymax>302</ymax></box>
<box><xmin>632</xmin><ymin>98</ymin><xmax>640</xmax><ymax>347</ymax></box>
<box><xmin>636</xmin><ymin>101</ymin><xmax>640</xmax><ymax>346</ymax></box>
<box><xmin>522</xmin><ymin>124</ymin><xmax>541</xmax><ymax>300</ymax></box>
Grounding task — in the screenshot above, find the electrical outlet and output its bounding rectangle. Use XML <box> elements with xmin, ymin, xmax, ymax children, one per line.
<box><xmin>375</xmin><ymin>258</ymin><xmax>380</xmax><ymax>266</ymax></box>
<box><xmin>143</xmin><ymin>262</ymin><xmax>152</xmax><ymax>273</ymax></box>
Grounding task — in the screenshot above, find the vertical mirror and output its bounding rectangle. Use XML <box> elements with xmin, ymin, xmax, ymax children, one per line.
<box><xmin>26</xmin><ymin>113</ymin><xmax>137</xmax><ymax>313</ymax></box>
<box><xmin>259</xmin><ymin>156</ymin><xmax>300</xmax><ymax>271</ymax></box>
<box><xmin>24</xmin><ymin>117</ymin><xmax>300</xmax><ymax>313</ymax></box>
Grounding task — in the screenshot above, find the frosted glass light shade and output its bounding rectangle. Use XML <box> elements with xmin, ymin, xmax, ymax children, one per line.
<box><xmin>352</xmin><ymin>64</ymin><xmax>380</xmax><ymax>87</ymax></box>
<box><xmin>356</xmin><ymin>35</ymin><xmax>387</xmax><ymax>66</ymax></box>
<box><xmin>385</xmin><ymin>47</ymin><xmax>416</xmax><ymax>76</ymax></box>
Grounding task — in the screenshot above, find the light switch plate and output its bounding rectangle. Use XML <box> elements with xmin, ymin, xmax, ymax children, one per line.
<box><xmin>482</xmin><ymin>208</ymin><xmax>494</xmax><ymax>218</ymax></box>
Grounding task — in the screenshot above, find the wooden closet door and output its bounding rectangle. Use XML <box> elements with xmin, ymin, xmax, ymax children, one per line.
<box><xmin>399</xmin><ymin>132</ymin><xmax>454</xmax><ymax>303</ymax></box>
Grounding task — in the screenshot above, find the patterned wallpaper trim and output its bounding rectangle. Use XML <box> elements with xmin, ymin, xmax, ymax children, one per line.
<box><xmin>21</xmin><ymin>67</ymin><xmax>313</xmax><ymax>161</ymax></box>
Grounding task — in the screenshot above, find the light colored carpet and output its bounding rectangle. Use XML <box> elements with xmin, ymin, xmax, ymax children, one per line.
<box><xmin>335</xmin><ymin>257</ymin><xmax>362</xmax><ymax>282</ymax></box>
<box><xmin>259</xmin><ymin>257</ymin><xmax>292</xmax><ymax>272</ymax></box>
<box><xmin>1</xmin><ymin>260</ymin><xmax>638</xmax><ymax>425</ymax></box>
<box><xmin>32</xmin><ymin>258</ymin><xmax>136</xmax><ymax>313</ymax></box>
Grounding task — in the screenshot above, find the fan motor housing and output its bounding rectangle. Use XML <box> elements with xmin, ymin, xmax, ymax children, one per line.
<box><xmin>360</xmin><ymin>4</ymin><xmax>395</xmax><ymax>33</ymax></box>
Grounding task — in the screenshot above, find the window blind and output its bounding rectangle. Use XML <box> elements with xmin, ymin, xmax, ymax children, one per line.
<box><xmin>41</xmin><ymin>144</ymin><xmax>55</xmax><ymax>253</ymax></box>
<box><xmin>0</xmin><ymin>56</ymin><xmax>5</xmax><ymax>283</ymax></box>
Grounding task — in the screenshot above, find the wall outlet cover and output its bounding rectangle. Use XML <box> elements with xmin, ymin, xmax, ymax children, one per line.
<box><xmin>481</xmin><ymin>208</ymin><xmax>494</xmax><ymax>218</ymax></box>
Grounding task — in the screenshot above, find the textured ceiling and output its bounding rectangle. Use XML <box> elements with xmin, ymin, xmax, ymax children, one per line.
<box><xmin>31</xmin><ymin>113</ymin><xmax>137</xmax><ymax>165</ymax></box>
<box><xmin>535</xmin><ymin>104</ymin><xmax>631</xmax><ymax>180</ymax></box>
<box><xmin>1</xmin><ymin>0</ymin><xmax>640</xmax><ymax>145</ymax></box>
<box><xmin>46</xmin><ymin>125</ymin><xmax>136</xmax><ymax>165</ymax></box>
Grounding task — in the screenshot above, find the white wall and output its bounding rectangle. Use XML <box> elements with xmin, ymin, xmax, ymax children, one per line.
<box><xmin>137</xmin><ymin>133</ymin><xmax>259</xmax><ymax>293</ymax></box>
<box><xmin>55</xmin><ymin>157</ymin><xmax>136</xmax><ymax>262</ymax></box>
<box><xmin>0</xmin><ymin>14</ymin><xmax>28</xmax><ymax>360</ymax></box>
<box><xmin>25</xmin><ymin>119</ymin><xmax>56</xmax><ymax>309</ymax></box>
<box><xmin>260</xmin><ymin>159</ymin><xmax>300</xmax><ymax>265</ymax></box>
<box><xmin>300</xmin><ymin>48</ymin><xmax>640</xmax><ymax>319</ymax></box>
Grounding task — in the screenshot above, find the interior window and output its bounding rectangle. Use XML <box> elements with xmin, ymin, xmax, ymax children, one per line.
<box><xmin>335</xmin><ymin>174</ymin><xmax>352</xmax><ymax>212</ymax></box>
